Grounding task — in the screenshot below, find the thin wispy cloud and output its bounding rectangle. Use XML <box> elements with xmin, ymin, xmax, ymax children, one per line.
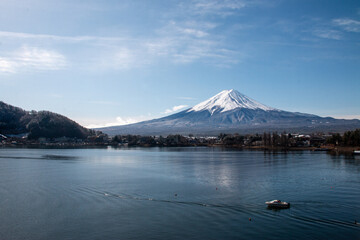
<box><xmin>277</xmin><ymin>17</ymin><xmax>343</xmax><ymax>42</ymax></box>
<box><xmin>96</xmin><ymin>20</ymin><xmax>242</xmax><ymax>70</ymax></box>
<box><xmin>0</xmin><ymin>31</ymin><xmax>127</xmax><ymax>43</ymax></box>
<box><xmin>151</xmin><ymin>21</ymin><xmax>241</xmax><ymax>66</ymax></box>
<box><xmin>85</xmin><ymin>115</ymin><xmax>152</xmax><ymax>128</ymax></box>
<box><xmin>333</xmin><ymin>18</ymin><xmax>360</xmax><ymax>33</ymax></box>
<box><xmin>0</xmin><ymin>27</ymin><xmax>240</xmax><ymax>71</ymax></box>
<box><xmin>0</xmin><ymin>57</ymin><xmax>16</xmax><ymax>73</ymax></box>
<box><xmin>163</xmin><ymin>105</ymin><xmax>188</xmax><ymax>114</ymax></box>
<box><xmin>109</xmin><ymin>48</ymin><xmax>139</xmax><ymax>70</ymax></box>
<box><xmin>0</xmin><ymin>0</ymin><xmax>252</xmax><ymax>73</ymax></box>
<box><xmin>312</xmin><ymin>29</ymin><xmax>342</xmax><ymax>40</ymax></box>
<box><xmin>179</xmin><ymin>28</ymin><xmax>209</xmax><ymax>38</ymax></box>
<box><xmin>0</xmin><ymin>46</ymin><xmax>66</xmax><ymax>74</ymax></box>
<box><xmin>306</xmin><ymin>17</ymin><xmax>360</xmax><ymax>41</ymax></box>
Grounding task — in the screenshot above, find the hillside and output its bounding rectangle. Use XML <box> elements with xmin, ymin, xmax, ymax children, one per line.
<box><xmin>0</xmin><ymin>101</ymin><xmax>92</xmax><ymax>139</ymax></box>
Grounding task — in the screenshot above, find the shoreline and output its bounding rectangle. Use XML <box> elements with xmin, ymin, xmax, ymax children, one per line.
<box><xmin>1</xmin><ymin>143</ymin><xmax>359</xmax><ymax>155</ymax></box>
<box><xmin>213</xmin><ymin>145</ymin><xmax>360</xmax><ymax>154</ymax></box>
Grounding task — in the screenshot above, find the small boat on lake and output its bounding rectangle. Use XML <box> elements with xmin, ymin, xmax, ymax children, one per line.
<box><xmin>265</xmin><ymin>200</ymin><xmax>290</xmax><ymax>208</ymax></box>
<box><xmin>354</xmin><ymin>150</ymin><xmax>360</xmax><ymax>155</ymax></box>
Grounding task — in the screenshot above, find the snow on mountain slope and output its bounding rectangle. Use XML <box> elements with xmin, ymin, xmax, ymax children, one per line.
<box><xmin>188</xmin><ymin>89</ymin><xmax>275</xmax><ymax>114</ymax></box>
<box><xmin>97</xmin><ymin>89</ymin><xmax>360</xmax><ymax>135</ymax></box>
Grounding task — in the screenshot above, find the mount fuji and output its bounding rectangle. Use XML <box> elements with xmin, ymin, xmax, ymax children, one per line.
<box><xmin>99</xmin><ymin>89</ymin><xmax>360</xmax><ymax>135</ymax></box>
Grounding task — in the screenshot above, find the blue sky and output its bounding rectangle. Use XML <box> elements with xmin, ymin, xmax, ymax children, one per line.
<box><xmin>0</xmin><ymin>0</ymin><xmax>359</xmax><ymax>127</ymax></box>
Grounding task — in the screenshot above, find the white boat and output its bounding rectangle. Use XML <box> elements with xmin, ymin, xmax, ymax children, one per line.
<box><xmin>265</xmin><ymin>200</ymin><xmax>290</xmax><ymax>208</ymax></box>
<box><xmin>354</xmin><ymin>150</ymin><xmax>360</xmax><ymax>155</ymax></box>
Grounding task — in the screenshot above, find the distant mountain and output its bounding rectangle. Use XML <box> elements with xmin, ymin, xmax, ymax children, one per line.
<box><xmin>98</xmin><ymin>89</ymin><xmax>360</xmax><ymax>136</ymax></box>
<box><xmin>0</xmin><ymin>101</ymin><xmax>92</xmax><ymax>139</ymax></box>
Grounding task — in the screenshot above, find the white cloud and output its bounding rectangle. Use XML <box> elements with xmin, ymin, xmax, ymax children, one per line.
<box><xmin>331</xmin><ymin>115</ymin><xmax>360</xmax><ymax>120</ymax></box>
<box><xmin>333</xmin><ymin>18</ymin><xmax>360</xmax><ymax>33</ymax></box>
<box><xmin>0</xmin><ymin>46</ymin><xmax>66</xmax><ymax>74</ymax></box>
<box><xmin>0</xmin><ymin>1</ymin><xmax>246</xmax><ymax>72</ymax></box>
<box><xmin>0</xmin><ymin>31</ymin><xmax>127</xmax><ymax>43</ymax></box>
<box><xmin>85</xmin><ymin>115</ymin><xmax>152</xmax><ymax>128</ymax></box>
<box><xmin>112</xmin><ymin>48</ymin><xmax>139</xmax><ymax>70</ymax></box>
<box><xmin>146</xmin><ymin>20</ymin><xmax>241</xmax><ymax>66</ymax></box>
<box><xmin>145</xmin><ymin>38</ymin><xmax>175</xmax><ymax>57</ymax></box>
<box><xmin>179</xmin><ymin>28</ymin><xmax>209</xmax><ymax>38</ymax></box>
<box><xmin>115</xmin><ymin>116</ymin><xmax>149</xmax><ymax>125</ymax></box>
<box><xmin>312</xmin><ymin>29</ymin><xmax>342</xmax><ymax>40</ymax></box>
<box><xmin>163</xmin><ymin>105</ymin><xmax>188</xmax><ymax>114</ymax></box>
<box><xmin>98</xmin><ymin>48</ymin><xmax>137</xmax><ymax>70</ymax></box>
<box><xmin>0</xmin><ymin>57</ymin><xmax>16</xmax><ymax>73</ymax></box>
<box><xmin>94</xmin><ymin>20</ymin><xmax>241</xmax><ymax>70</ymax></box>
<box><xmin>15</xmin><ymin>46</ymin><xmax>66</xmax><ymax>70</ymax></box>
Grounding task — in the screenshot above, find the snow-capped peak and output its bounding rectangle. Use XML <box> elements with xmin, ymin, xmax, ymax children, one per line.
<box><xmin>188</xmin><ymin>89</ymin><xmax>275</xmax><ymax>114</ymax></box>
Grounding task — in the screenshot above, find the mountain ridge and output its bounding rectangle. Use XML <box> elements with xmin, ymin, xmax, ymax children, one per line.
<box><xmin>98</xmin><ymin>89</ymin><xmax>360</xmax><ymax>136</ymax></box>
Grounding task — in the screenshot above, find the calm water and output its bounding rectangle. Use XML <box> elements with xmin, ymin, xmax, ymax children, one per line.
<box><xmin>0</xmin><ymin>147</ymin><xmax>359</xmax><ymax>240</ymax></box>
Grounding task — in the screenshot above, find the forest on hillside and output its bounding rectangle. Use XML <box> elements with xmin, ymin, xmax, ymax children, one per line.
<box><xmin>0</xmin><ymin>101</ymin><xmax>92</xmax><ymax>139</ymax></box>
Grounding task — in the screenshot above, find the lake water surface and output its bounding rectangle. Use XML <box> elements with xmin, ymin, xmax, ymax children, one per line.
<box><xmin>0</xmin><ymin>147</ymin><xmax>359</xmax><ymax>240</ymax></box>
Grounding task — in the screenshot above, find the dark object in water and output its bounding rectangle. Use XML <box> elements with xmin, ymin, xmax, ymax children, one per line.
<box><xmin>265</xmin><ymin>200</ymin><xmax>290</xmax><ymax>209</ymax></box>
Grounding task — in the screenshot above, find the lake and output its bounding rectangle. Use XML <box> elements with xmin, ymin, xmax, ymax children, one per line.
<box><xmin>0</xmin><ymin>147</ymin><xmax>359</xmax><ymax>239</ymax></box>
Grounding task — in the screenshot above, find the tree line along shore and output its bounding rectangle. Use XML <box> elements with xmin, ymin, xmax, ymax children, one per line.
<box><xmin>1</xmin><ymin>129</ymin><xmax>359</xmax><ymax>154</ymax></box>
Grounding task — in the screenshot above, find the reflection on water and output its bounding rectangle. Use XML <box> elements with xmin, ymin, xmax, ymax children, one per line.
<box><xmin>42</xmin><ymin>154</ymin><xmax>79</xmax><ymax>160</ymax></box>
<box><xmin>0</xmin><ymin>154</ymin><xmax>78</xmax><ymax>161</ymax></box>
<box><xmin>330</xmin><ymin>154</ymin><xmax>360</xmax><ymax>168</ymax></box>
<box><xmin>0</xmin><ymin>147</ymin><xmax>359</xmax><ymax>240</ymax></box>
